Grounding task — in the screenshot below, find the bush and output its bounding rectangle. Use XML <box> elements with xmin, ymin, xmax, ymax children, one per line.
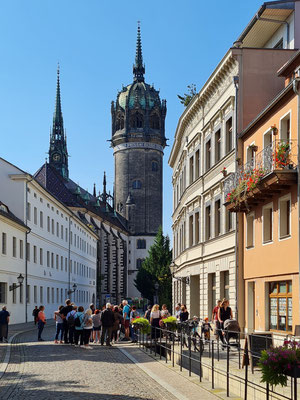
<box><xmin>131</xmin><ymin>317</ymin><xmax>151</xmax><ymax>334</ymax></box>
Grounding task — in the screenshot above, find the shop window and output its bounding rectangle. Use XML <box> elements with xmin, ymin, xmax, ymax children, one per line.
<box><xmin>279</xmin><ymin>197</ymin><xmax>291</xmax><ymax>238</ymax></box>
<box><xmin>263</xmin><ymin>204</ymin><xmax>273</xmax><ymax>243</ymax></box>
<box><xmin>225</xmin><ymin>118</ymin><xmax>233</xmax><ymax>154</ymax></box>
<box><xmin>246</xmin><ymin>213</ymin><xmax>254</xmax><ymax>248</ymax></box>
<box><xmin>215</xmin><ymin>129</ymin><xmax>221</xmax><ymax>163</ymax></box>
<box><xmin>205</xmin><ymin>140</ymin><xmax>211</xmax><ymax>171</ymax></box>
<box><xmin>214</xmin><ymin>200</ymin><xmax>221</xmax><ymax>237</ymax></box>
<box><xmin>269</xmin><ymin>281</ymin><xmax>292</xmax><ymax>331</ymax></box>
<box><xmin>205</xmin><ymin>205</ymin><xmax>211</xmax><ymax>240</ymax></box>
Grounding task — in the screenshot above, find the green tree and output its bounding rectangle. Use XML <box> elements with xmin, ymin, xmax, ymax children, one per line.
<box><xmin>177</xmin><ymin>84</ymin><xmax>197</xmax><ymax>107</ymax></box>
<box><xmin>134</xmin><ymin>226</ymin><xmax>172</xmax><ymax>309</ymax></box>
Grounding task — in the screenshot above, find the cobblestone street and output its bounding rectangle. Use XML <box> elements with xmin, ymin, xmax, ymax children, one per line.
<box><xmin>0</xmin><ymin>326</ymin><xmax>179</xmax><ymax>400</ymax></box>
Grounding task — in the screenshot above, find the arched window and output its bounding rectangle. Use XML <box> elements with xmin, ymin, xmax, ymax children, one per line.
<box><xmin>116</xmin><ymin>114</ymin><xmax>124</xmax><ymax>131</ymax></box>
<box><xmin>152</xmin><ymin>161</ymin><xmax>158</xmax><ymax>172</ymax></box>
<box><xmin>130</xmin><ymin>112</ymin><xmax>144</xmax><ymax>129</ymax></box>
<box><xmin>132</xmin><ymin>180</ymin><xmax>142</xmax><ymax>189</ymax></box>
<box><xmin>150</xmin><ymin>113</ymin><xmax>160</xmax><ymax>129</ymax></box>
<box><xmin>137</xmin><ymin>239</ymin><xmax>146</xmax><ymax>249</ymax></box>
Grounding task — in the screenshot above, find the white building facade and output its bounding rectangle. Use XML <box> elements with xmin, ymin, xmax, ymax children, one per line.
<box><xmin>0</xmin><ymin>158</ymin><xmax>97</xmax><ymax>323</ymax></box>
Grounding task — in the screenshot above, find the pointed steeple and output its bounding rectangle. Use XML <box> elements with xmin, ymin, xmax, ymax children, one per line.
<box><xmin>53</xmin><ymin>63</ymin><xmax>64</xmax><ymax>136</ymax></box>
<box><xmin>49</xmin><ymin>64</ymin><xmax>69</xmax><ymax>180</ymax></box>
<box><xmin>133</xmin><ymin>22</ymin><xmax>145</xmax><ymax>82</ymax></box>
<box><xmin>93</xmin><ymin>183</ymin><xmax>96</xmax><ymax>197</ymax></box>
<box><xmin>103</xmin><ymin>171</ymin><xmax>107</xmax><ymax>199</ymax></box>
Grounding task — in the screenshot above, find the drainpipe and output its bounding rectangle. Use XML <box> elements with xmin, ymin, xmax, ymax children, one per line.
<box><xmin>257</xmin><ymin>16</ymin><xmax>289</xmax><ymax>49</ymax></box>
<box><xmin>68</xmin><ymin>216</ymin><xmax>71</xmax><ymax>296</ymax></box>
<box><xmin>293</xmin><ymin>74</ymin><xmax>300</xmax><ymax>326</ymax></box>
<box><xmin>25</xmin><ymin>176</ymin><xmax>34</xmax><ymax>323</ymax></box>
<box><xmin>233</xmin><ymin>76</ymin><xmax>239</xmax><ymax>322</ymax></box>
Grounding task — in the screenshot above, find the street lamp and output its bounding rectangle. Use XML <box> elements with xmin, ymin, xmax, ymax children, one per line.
<box><xmin>169</xmin><ymin>262</ymin><xmax>190</xmax><ymax>285</ymax></box>
<box><xmin>154</xmin><ymin>282</ymin><xmax>159</xmax><ymax>305</ymax></box>
<box><xmin>67</xmin><ymin>283</ymin><xmax>77</xmax><ymax>295</ymax></box>
<box><xmin>9</xmin><ymin>273</ymin><xmax>24</xmax><ymax>291</ymax></box>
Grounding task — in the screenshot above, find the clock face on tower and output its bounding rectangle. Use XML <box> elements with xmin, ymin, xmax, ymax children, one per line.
<box><xmin>52</xmin><ymin>153</ymin><xmax>61</xmax><ymax>162</ymax></box>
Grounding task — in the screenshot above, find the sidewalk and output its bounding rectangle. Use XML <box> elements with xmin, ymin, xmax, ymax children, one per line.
<box><xmin>118</xmin><ymin>343</ymin><xmax>235</xmax><ymax>400</ymax></box>
<box><xmin>0</xmin><ymin>320</ymin><xmax>55</xmax><ymax>364</ymax></box>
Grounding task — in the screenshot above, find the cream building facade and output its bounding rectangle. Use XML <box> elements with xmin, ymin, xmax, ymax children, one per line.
<box><xmin>169</xmin><ymin>0</ymin><xmax>300</xmax><ymax>327</ymax></box>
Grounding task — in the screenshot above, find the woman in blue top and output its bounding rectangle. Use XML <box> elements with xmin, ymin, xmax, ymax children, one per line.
<box><xmin>74</xmin><ymin>306</ymin><xmax>85</xmax><ymax>347</ymax></box>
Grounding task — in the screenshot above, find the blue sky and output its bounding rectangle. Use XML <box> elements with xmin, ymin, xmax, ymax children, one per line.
<box><xmin>0</xmin><ymin>0</ymin><xmax>262</xmax><ymax>239</ymax></box>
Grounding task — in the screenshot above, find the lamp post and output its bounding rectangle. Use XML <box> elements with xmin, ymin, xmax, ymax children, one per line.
<box><xmin>154</xmin><ymin>282</ymin><xmax>159</xmax><ymax>305</ymax></box>
<box><xmin>9</xmin><ymin>274</ymin><xmax>24</xmax><ymax>292</ymax></box>
<box><xmin>169</xmin><ymin>262</ymin><xmax>190</xmax><ymax>285</ymax></box>
<box><xmin>67</xmin><ymin>283</ymin><xmax>77</xmax><ymax>296</ymax></box>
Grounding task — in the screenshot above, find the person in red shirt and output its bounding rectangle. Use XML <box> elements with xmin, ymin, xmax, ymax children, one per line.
<box><xmin>37</xmin><ymin>305</ymin><xmax>46</xmax><ymax>341</ymax></box>
<box><xmin>211</xmin><ymin>300</ymin><xmax>221</xmax><ymax>339</ymax></box>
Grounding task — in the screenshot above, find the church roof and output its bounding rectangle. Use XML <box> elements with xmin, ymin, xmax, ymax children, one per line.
<box><xmin>34</xmin><ymin>163</ymin><xmax>128</xmax><ymax>232</ymax></box>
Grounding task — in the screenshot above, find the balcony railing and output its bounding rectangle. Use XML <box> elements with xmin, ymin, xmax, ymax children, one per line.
<box><xmin>224</xmin><ymin>139</ymin><xmax>297</xmax><ymax>206</ymax></box>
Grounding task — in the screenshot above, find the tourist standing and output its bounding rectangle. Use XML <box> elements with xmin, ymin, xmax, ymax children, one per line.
<box><xmin>90</xmin><ymin>303</ymin><xmax>95</xmax><ymax>314</ymax></box>
<box><xmin>175</xmin><ymin>303</ymin><xmax>181</xmax><ymax>320</ymax></box>
<box><xmin>92</xmin><ymin>309</ymin><xmax>101</xmax><ymax>344</ymax></box>
<box><xmin>130</xmin><ymin>306</ymin><xmax>139</xmax><ymax>343</ymax></box>
<box><xmin>32</xmin><ymin>306</ymin><xmax>39</xmax><ymax>325</ymax></box>
<box><xmin>122</xmin><ymin>300</ymin><xmax>131</xmax><ymax>340</ymax></box>
<box><xmin>100</xmin><ymin>303</ymin><xmax>114</xmax><ymax>346</ymax></box>
<box><xmin>60</xmin><ymin>299</ymin><xmax>73</xmax><ymax>344</ymax></box>
<box><xmin>112</xmin><ymin>306</ymin><xmax>123</xmax><ymax>343</ymax></box>
<box><xmin>37</xmin><ymin>305</ymin><xmax>46</xmax><ymax>341</ymax></box>
<box><xmin>0</xmin><ymin>306</ymin><xmax>10</xmax><ymax>343</ymax></box>
<box><xmin>217</xmin><ymin>298</ymin><xmax>233</xmax><ymax>343</ymax></box>
<box><xmin>212</xmin><ymin>300</ymin><xmax>221</xmax><ymax>340</ymax></box>
<box><xmin>74</xmin><ymin>306</ymin><xmax>85</xmax><ymax>346</ymax></box>
<box><xmin>150</xmin><ymin>304</ymin><xmax>161</xmax><ymax>339</ymax></box>
<box><xmin>144</xmin><ymin>305</ymin><xmax>152</xmax><ymax>321</ymax></box>
<box><xmin>54</xmin><ymin>305</ymin><xmax>64</xmax><ymax>344</ymax></box>
<box><xmin>179</xmin><ymin>305</ymin><xmax>189</xmax><ymax>322</ymax></box>
<box><xmin>66</xmin><ymin>305</ymin><xmax>77</xmax><ymax>345</ymax></box>
<box><xmin>83</xmin><ymin>309</ymin><xmax>93</xmax><ymax>349</ymax></box>
<box><xmin>161</xmin><ymin>304</ymin><xmax>170</xmax><ymax>318</ymax></box>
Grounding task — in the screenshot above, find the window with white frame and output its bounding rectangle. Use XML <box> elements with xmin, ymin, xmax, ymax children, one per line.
<box><xmin>205</xmin><ymin>205</ymin><xmax>211</xmax><ymax>240</ymax></box>
<box><xmin>40</xmin><ymin>248</ymin><xmax>43</xmax><ymax>265</ymax></box>
<box><xmin>19</xmin><ymin>240</ymin><xmax>23</xmax><ymax>259</ymax></box>
<box><xmin>189</xmin><ymin>215</ymin><xmax>194</xmax><ymax>247</ymax></box>
<box><xmin>279</xmin><ymin>196</ymin><xmax>291</xmax><ymax>239</ymax></box>
<box><xmin>225</xmin><ymin>117</ymin><xmax>233</xmax><ymax>154</ymax></box>
<box><xmin>215</xmin><ymin>129</ymin><xmax>221</xmax><ymax>163</ymax></box>
<box><xmin>34</xmin><ymin>207</ymin><xmax>37</xmax><ymax>225</ymax></box>
<box><xmin>2</xmin><ymin>233</ymin><xmax>7</xmax><ymax>255</ymax></box>
<box><xmin>206</xmin><ymin>140</ymin><xmax>211</xmax><ymax>171</ymax></box>
<box><xmin>225</xmin><ymin>209</ymin><xmax>233</xmax><ymax>233</ymax></box>
<box><xmin>33</xmin><ymin>245</ymin><xmax>37</xmax><ymax>263</ymax></box>
<box><xmin>12</xmin><ymin>237</ymin><xmax>17</xmax><ymax>258</ymax></box>
<box><xmin>263</xmin><ymin>203</ymin><xmax>273</xmax><ymax>243</ymax></box>
<box><xmin>195</xmin><ymin>150</ymin><xmax>200</xmax><ymax>180</ymax></box>
<box><xmin>246</xmin><ymin>213</ymin><xmax>254</xmax><ymax>248</ymax></box>
<box><xmin>189</xmin><ymin>156</ymin><xmax>194</xmax><ymax>184</ymax></box>
<box><xmin>280</xmin><ymin>112</ymin><xmax>291</xmax><ymax>142</ymax></box>
<box><xmin>34</xmin><ymin>286</ymin><xmax>37</xmax><ymax>303</ymax></box>
<box><xmin>40</xmin><ymin>211</ymin><xmax>43</xmax><ymax>228</ymax></box>
<box><xmin>0</xmin><ymin>283</ymin><xmax>7</xmax><ymax>303</ymax></box>
<box><xmin>40</xmin><ymin>286</ymin><xmax>43</xmax><ymax>303</ymax></box>
<box><xmin>214</xmin><ymin>199</ymin><xmax>221</xmax><ymax>237</ymax></box>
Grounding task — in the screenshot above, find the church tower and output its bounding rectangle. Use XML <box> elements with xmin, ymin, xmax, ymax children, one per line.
<box><xmin>111</xmin><ymin>24</ymin><xmax>167</xmax><ymax>236</ymax></box>
<box><xmin>48</xmin><ymin>65</ymin><xmax>69</xmax><ymax>180</ymax></box>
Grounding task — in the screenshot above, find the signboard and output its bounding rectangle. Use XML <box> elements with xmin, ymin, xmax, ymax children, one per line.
<box><xmin>248</xmin><ymin>333</ymin><xmax>273</xmax><ymax>372</ymax></box>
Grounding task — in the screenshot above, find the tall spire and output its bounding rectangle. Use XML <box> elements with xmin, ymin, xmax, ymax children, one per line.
<box><xmin>133</xmin><ymin>21</ymin><xmax>145</xmax><ymax>82</ymax></box>
<box><xmin>49</xmin><ymin>64</ymin><xmax>69</xmax><ymax>180</ymax></box>
<box><xmin>103</xmin><ymin>171</ymin><xmax>107</xmax><ymax>198</ymax></box>
<box><xmin>53</xmin><ymin>63</ymin><xmax>64</xmax><ymax>136</ymax></box>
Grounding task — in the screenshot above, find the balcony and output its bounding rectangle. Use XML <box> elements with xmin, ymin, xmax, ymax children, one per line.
<box><xmin>224</xmin><ymin>140</ymin><xmax>298</xmax><ymax>212</ymax></box>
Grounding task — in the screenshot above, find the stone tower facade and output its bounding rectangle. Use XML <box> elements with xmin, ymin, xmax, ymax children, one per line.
<box><xmin>111</xmin><ymin>25</ymin><xmax>167</xmax><ymax>236</ymax></box>
<box><xmin>48</xmin><ymin>65</ymin><xmax>69</xmax><ymax>180</ymax></box>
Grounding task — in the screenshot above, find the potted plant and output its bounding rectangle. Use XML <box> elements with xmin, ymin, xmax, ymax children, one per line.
<box><xmin>131</xmin><ymin>317</ymin><xmax>151</xmax><ymax>334</ymax></box>
<box><xmin>249</xmin><ymin>144</ymin><xmax>258</xmax><ymax>152</ymax></box>
<box><xmin>220</xmin><ymin>167</ymin><xmax>227</xmax><ymax>177</ymax></box>
<box><xmin>259</xmin><ymin>340</ymin><xmax>300</xmax><ymax>387</ymax></box>
<box><xmin>163</xmin><ymin>316</ymin><xmax>178</xmax><ymax>331</ymax></box>
<box><xmin>274</xmin><ymin>142</ymin><xmax>291</xmax><ymax>169</ymax></box>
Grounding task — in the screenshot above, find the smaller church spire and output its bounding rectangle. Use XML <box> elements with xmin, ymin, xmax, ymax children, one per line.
<box><xmin>93</xmin><ymin>183</ymin><xmax>96</xmax><ymax>197</ymax></box>
<box><xmin>53</xmin><ymin>63</ymin><xmax>64</xmax><ymax>134</ymax></box>
<box><xmin>133</xmin><ymin>22</ymin><xmax>145</xmax><ymax>82</ymax></box>
<box><xmin>103</xmin><ymin>171</ymin><xmax>107</xmax><ymax>199</ymax></box>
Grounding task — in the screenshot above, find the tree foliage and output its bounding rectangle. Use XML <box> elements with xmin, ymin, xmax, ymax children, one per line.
<box><xmin>134</xmin><ymin>226</ymin><xmax>172</xmax><ymax>309</ymax></box>
<box><xmin>177</xmin><ymin>84</ymin><xmax>197</xmax><ymax>107</ymax></box>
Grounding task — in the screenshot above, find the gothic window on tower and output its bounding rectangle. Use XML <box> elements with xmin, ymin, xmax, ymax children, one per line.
<box><xmin>116</xmin><ymin>114</ymin><xmax>125</xmax><ymax>131</ymax></box>
<box><xmin>130</xmin><ymin>112</ymin><xmax>144</xmax><ymax>129</ymax></box>
<box><xmin>150</xmin><ymin>113</ymin><xmax>160</xmax><ymax>129</ymax></box>
<box><xmin>132</xmin><ymin>180</ymin><xmax>142</xmax><ymax>189</ymax></box>
<box><xmin>152</xmin><ymin>161</ymin><xmax>158</xmax><ymax>172</ymax></box>
<box><xmin>137</xmin><ymin>239</ymin><xmax>146</xmax><ymax>249</ymax></box>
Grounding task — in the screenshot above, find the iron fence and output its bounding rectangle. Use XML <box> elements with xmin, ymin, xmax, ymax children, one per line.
<box><xmin>136</xmin><ymin>323</ymin><xmax>298</xmax><ymax>400</ymax></box>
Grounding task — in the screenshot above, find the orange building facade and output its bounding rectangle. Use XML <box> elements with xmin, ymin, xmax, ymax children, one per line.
<box><xmin>224</xmin><ymin>52</ymin><xmax>300</xmax><ymax>335</ymax></box>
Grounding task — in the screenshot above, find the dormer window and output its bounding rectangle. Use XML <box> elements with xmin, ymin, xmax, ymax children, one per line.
<box><xmin>0</xmin><ymin>204</ymin><xmax>8</xmax><ymax>213</ymax></box>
